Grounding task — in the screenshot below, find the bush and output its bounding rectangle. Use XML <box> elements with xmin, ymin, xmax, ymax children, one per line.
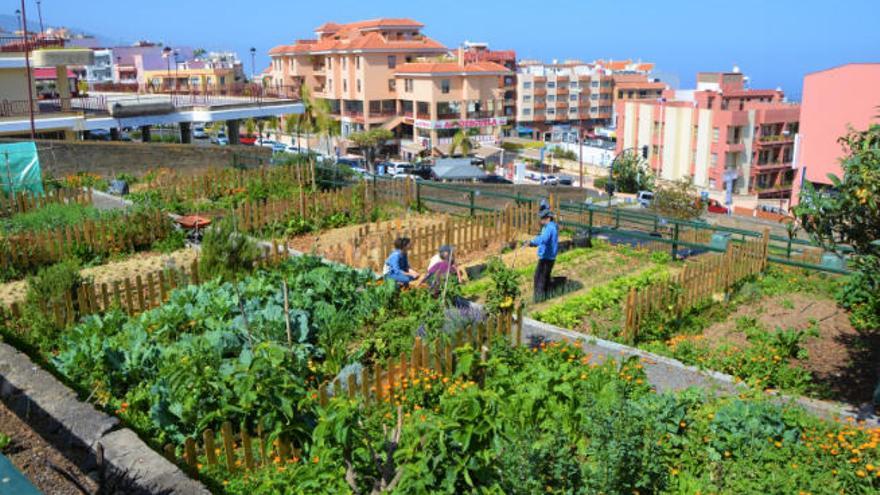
<box><xmin>199</xmin><ymin>217</ymin><xmax>260</xmax><ymax>283</ymax></box>
<box><xmin>21</xmin><ymin>259</ymin><xmax>87</xmax><ymax>351</ymax></box>
<box><xmin>652</xmin><ymin>176</ymin><xmax>705</xmax><ymax>220</ymax></box>
<box><xmin>484</xmin><ymin>257</ymin><xmax>521</xmax><ymax>313</ymax></box>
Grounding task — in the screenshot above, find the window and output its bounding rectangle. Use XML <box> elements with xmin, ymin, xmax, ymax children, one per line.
<box><xmin>343</xmin><ymin>80</ymin><xmax>347</xmax><ymax>92</ymax></box>
<box><xmin>327</xmin><ymin>57</ymin><xmax>332</xmax><ymax>69</ymax></box>
<box><xmin>523</xmin><ymin>81</ymin><xmax>532</xmax><ymax>89</ymax></box>
<box><xmin>547</xmin><ymin>81</ymin><xmax>556</xmax><ymax>88</ymax></box>
<box><xmin>569</xmin><ymin>107</ymin><xmax>577</xmax><ymax>113</ymax></box>
<box><xmin>591</xmin><ymin>81</ymin><xmax>599</xmax><ymax>88</ymax></box>
<box><xmin>523</xmin><ymin>108</ymin><xmax>531</xmax><ymax>116</ymax></box>
<box><xmin>712</xmin><ymin>127</ymin><xmax>719</xmax><ymax>143</ymax></box>
<box><xmin>219</xmin><ymin>76</ymin><xmax>225</xmax><ymax>85</ymax></box>
<box><xmin>356</xmin><ymin>79</ymin><xmax>361</xmax><ymax>92</ymax></box>
<box><xmin>570</xmin><ymin>94</ymin><xmax>577</xmax><ymax>101</ymax></box>
<box><xmin>387</xmin><ymin>55</ymin><xmax>396</xmax><ymax>69</ymax></box>
<box><xmin>548</xmin><ymin>95</ymin><xmax>556</xmax><ymax>102</ymax></box>
<box><xmin>342</xmin><ymin>57</ymin><xmax>346</xmax><ymax>69</ymax></box>
<box><xmin>356</xmin><ymin>56</ymin><xmax>361</xmax><ymax>69</ymax></box>
<box><xmin>441</xmin><ymin>79</ymin><xmax>450</xmax><ymax>94</ymax></box>
<box><xmin>328</xmin><ymin>79</ymin><xmax>333</xmax><ymax>91</ymax></box>
<box><xmin>547</xmin><ymin>108</ymin><xmax>555</xmax><ymax>115</ymax></box>
<box><xmin>591</xmin><ymin>94</ymin><xmax>598</xmax><ymax>100</ymax></box>
<box><xmin>570</xmin><ymin>81</ymin><xmax>578</xmax><ymax>89</ymax></box>
<box><xmin>711</xmin><ymin>153</ymin><xmax>718</xmax><ymax>166</ymax></box>
<box><xmin>652</xmin><ymin>145</ymin><xmax>660</xmax><ymax>156</ymax></box>
<box><xmin>404</xmin><ymin>78</ymin><xmax>413</xmax><ymax>92</ymax></box>
<box><xmin>388</xmin><ymin>79</ymin><xmax>396</xmax><ymax>92</ymax></box>
<box><xmin>523</xmin><ymin>95</ymin><xmax>531</xmax><ymax>102</ymax></box>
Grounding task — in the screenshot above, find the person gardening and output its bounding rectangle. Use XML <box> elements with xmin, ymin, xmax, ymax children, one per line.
<box><xmin>422</xmin><ymin>245</ymin><xmax>465</xmax><ymax>297</ymax></box>
<box><xmin>525</xmin><ymin>209</ymin><xmax>559</xmax><ymax>302</ymax></box>
<box><xmin>383</xmin><ymin>237</ymin><xmax>419</xmax><ymax>287</ymax></box>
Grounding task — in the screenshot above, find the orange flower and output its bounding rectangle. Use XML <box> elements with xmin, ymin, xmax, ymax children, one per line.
<box><xmin>313</xmin><ymin>456</ymin><xmax>320</xmax><ymax>464</ymax></box>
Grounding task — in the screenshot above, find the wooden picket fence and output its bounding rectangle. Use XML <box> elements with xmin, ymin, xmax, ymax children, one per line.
<box><xmin>623</xmin><ymin>229</ymin><xmax>770</xmax><ymax>341</ymax></box>
<box><xmin>321</xmin><ymin>202</ymin><xmax>539</xmax><ymax>272</ymax></box>
<box><xmin>0</xmin><ymin>187</ymin><xmax>92</xmax><ymax>217</ymax></box>
<box><xmin>1</xmin><ymin>239</ymin><xmax>292</xmax><ymax>330</ymax></box>
<box><xmin>169</xmin><ymin>307</ymin><xmax>522</xmax><ymax>477</ymax></box>
<box><xmin>0</xmin><ymin>209</ymin><xmax>172</xmax><ymax>276</ymax></box>
<box><xmin>233</xmin><ymin>184</ymin><xmax>372</xmax><ymax>235</ymax></box>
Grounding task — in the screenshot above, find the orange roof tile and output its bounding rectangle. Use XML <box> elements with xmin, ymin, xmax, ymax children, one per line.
<box><xmin>395</xmin><ymin>61</ymin><xmax>511</xmax><ymax>75</ymax></box>
<box><xmin>317</xmin><ymin>18</ymin><xmax>424</xmax><ymax>32</ymax></box>
<box><xmin>635</xmin><ymin>63</ymin><xmax>655</xmax><ymax>71</ymax></box>
<box><xmin>269</xmin><ymin>29</ymin><xmax>445</xmax><ymax>55</ymax></box>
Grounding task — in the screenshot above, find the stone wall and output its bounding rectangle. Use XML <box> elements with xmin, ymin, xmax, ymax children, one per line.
<box><xmin>0</xmin><ymin>138</ymin><xmax>272</xmax><ymax>178</ymax></box>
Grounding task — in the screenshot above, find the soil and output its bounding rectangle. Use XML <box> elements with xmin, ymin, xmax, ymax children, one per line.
<box><xmin>0</xmin><ymin>400</ymin><xmax>97</xmax><ymax>495</ymax></box>
<box><xmin>287</xmin><ymin>212</ymin><xmax>442</xmax><ymax>254</ymax></box>
<box><xmin>702</xmin><ymin>293</ymin><xmax>879</xmax><ymax>406</ymax></box>
<box><xmin>0</xmin><ymin>248</ymin><xmax>199</xmax><ymax>306</ymax></box>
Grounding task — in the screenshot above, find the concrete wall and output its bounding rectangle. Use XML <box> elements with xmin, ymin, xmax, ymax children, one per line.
<box><xmin>0</xmin><ymin>66</ymin><xmax>32</xmax><ymax>103</ymax></box>
<box><xmin>0</xmin><ymin>138</ymin><xmax>272</xmax><ymax>178</ymax></box>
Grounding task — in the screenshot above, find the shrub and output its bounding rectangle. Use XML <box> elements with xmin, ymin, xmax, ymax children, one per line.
<box><xmin>484</xmin><ymin>257</ymin><xmax>521</xmax><ymax>313</ymax></box>
<box><xmin>199</xmin><ymin>217</ymin><xmax>260</xmax><ymax>283</ymax></box>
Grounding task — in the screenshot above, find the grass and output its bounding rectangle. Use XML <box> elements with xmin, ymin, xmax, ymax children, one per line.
<box><xmin>0</xmin><ymin>202</ymin><xmax>104</xmax><ymax>234</ymax></box>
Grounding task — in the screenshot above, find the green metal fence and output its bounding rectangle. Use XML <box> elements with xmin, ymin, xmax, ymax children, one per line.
<box><xmin>310</xmin><ymin>164</ymin><xmax>851</xmax><ymax>275</ymax></box>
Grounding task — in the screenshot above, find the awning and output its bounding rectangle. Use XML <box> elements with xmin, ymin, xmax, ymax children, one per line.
<box><xmin>474</xmin><ymin>145</ymin><xmax>502</xmax><ymax>159</ymax></box>
<box><xmin>433</xmin><ymin>143</ymin><xmax>452</xmax><ymax>156</ymax></box>
<box><xmin>516</xmin><ymin>126</ymin><xmax>535</xmax><ymax>134</ymax></box>
<box><xmin>401</xmin><ymin>142</ymin><xmax>425</xmax><ymax>155</ymax></box>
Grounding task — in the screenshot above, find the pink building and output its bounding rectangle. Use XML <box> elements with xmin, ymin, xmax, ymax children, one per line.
<box><xmin>616</xmin><ymin>72</ymin><xmax>800</xmax><ymax>200</ymax></box>
<box><xmin>791</xmin><ymin>63</ymin><xmax>880</xmax><ymax>205</ymax></box>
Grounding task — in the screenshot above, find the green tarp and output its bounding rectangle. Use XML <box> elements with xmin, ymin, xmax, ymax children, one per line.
<box><xmin>0</xmin><ymin>141</ymin><xmax>43</xmax><ymax>195</ymax></box>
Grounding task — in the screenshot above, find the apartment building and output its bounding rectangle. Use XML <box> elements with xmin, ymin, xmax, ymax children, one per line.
<box><xmin>616</xmin><ymin>71</ymin><xmax>800</xmax><ymax>198</ymax></box>
<box><xmin>268</xmin><ymin>19</ymin><xmax>511</xmax><ymax>154</ymax></box>
<box><xmin>462</xmin><ymin>42</ymin><xmax>516</xmax><ymax>121</ymax></box>
<box><xmin>515</xmin><ymin>59</ymin><xmax>660</xmax><ymax>139</ymax></box>
<box><xmin>790</xmin><ymin>63</ymin><xmax>880</xmax><ymax>205</ymax></box>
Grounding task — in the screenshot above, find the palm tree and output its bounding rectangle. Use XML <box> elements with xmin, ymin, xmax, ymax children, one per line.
<box><xmin>449</xmin><ymin>129</ymin><xmax>474</xmax><ymax>157</ymax></box>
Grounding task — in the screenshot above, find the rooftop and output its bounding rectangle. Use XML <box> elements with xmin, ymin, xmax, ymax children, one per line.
<box><xmin>394</xmin><ymin>61</ymin><xmax>511</xmax><ymax>75</ymax></box>
<box><xmin>269</xmin><ymin>18</ymin><xmax>446</xmax><ymax>56</ymax></box>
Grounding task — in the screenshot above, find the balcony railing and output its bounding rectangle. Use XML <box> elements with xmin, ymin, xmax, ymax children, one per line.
<box><xmin>759</xmin><ymin>134</ymin><xmax>794</xmax><ymax>144</ymax></box>
<box><xmin>466</xmin><ymin>111</ymin><xmax>494</xmax><ymax>119</ymax></box>
<box><xmin>89</xmin><ymin>83</ymin><xmax>301</xmax><ymax>102</ymax></box>
<box><xmin>0</xmin><ymin>35</ymin><xmax>65</xmax><ymax>52</ymax></box>
<box><xmin>0</xmin><ymin>96</ymin><xmax>109</xmax><ymax>118</ymax></box>
<box><xmin>437</xmin><ymin>113</ymin><xmax>459</xmax><ymax>120</ymax></box>
<box><xmin>416</xmin><ymin>112</ymin><xmax>431</xmax><ymax>119</ymax></box>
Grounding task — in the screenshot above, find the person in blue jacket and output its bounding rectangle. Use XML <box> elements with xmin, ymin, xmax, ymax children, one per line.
<box><xmin>383</xmin><ymin>237</ymin><xmax>420</xmax><ymax>287</ymax></box>
<box><xmin>526</xmin><ymin>209</ymin><xmax>559</xmax><ymax>301</ymax></box>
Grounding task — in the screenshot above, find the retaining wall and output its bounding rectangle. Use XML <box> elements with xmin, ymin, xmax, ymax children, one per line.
<box><xmin>0</xmin><ymin>138</ymin><xmax>271</xmax><ymax>178</ymax></box>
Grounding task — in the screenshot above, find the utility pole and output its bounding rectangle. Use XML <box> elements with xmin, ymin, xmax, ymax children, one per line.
<box><xmin>578</xmin><ymin>132</ymin><xmax>584</xmax><ymax>188</ymax></box>
<box><xmin>249</xmin><ymin>47</ymin><xmax>256</xmax><ymax>82</ymax></box>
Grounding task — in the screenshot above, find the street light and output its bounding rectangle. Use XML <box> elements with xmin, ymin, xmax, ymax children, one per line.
<box><xmin>35</xmin><ymin>0</ymin><xmax>44</xmax><ymax>34</ymax></box>
<box><xmin>162</xmin><ymin>46</ymin><xmax>172</xmax><ymax>92</ymax></box>
<box><xmin>249</xmin><ymin>47</ymin><xmax>256</xmax><ymax>82</ymax></box>
<box><xmin>15</xmin><ymin>9</ymin><xmax>21</xmax><ymax>33</ymax></box>
<box><xmin>173</xmin><ymin>49</ymin><xmax>179</xmax><ymax>91</ymax></box>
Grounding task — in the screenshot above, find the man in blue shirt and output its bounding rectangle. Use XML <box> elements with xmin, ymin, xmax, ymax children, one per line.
<box><xmin>383</xmin><ymin>237</ymin><xmax>420</xmax><ymax>287</ymax></box>
<box><xmin>527</xmin><ymin>209</ymin><xmax>559</xmax><ymax>302</ymax></box>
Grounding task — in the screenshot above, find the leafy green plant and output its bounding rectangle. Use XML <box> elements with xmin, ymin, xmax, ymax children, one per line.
<box><xmin>484</xmin><ymin>257</ymin><xmax>521</xmax><ymax>314</ymax></box>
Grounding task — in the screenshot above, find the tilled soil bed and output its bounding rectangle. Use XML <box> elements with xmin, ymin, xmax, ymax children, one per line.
<box><xmin>0</xmin><ymin>400</ymin><xmax>97</xmax><ymax>495</ymax></box>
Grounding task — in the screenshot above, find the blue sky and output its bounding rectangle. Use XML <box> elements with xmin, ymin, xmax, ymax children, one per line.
<box><xmin>17</xmin><ymin>0</ymin><xmax>880</xmax><ymax>100</ymax></box>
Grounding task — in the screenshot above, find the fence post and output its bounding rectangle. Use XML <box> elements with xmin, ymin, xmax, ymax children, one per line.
<box><xmin>761</xmin><ymin>227</ymin><xmax>770</xmax><ymax>272</ymax></box>
<box><xmin>415</xmin><ymin>181</ymin><xmax>421</xmax><ymax>211</ymax></box>
<box><xmin>468</xmin><ymin>190</ymin><xmax>475</xmax><ymax>217</ymax></box>
<box><xmin>671</xmin><ymin>223</ymin><xmax>680</xmax><ymax>260</ymax></box>
<box><xmin>614</xmin><ymin>208</ymin><xmax>620</xmax><ymax>229</ymax></box>
<box><xmin>587</xmin><ymin>209</ymin><xmax>594</xmax><ymax>247</ymax></box>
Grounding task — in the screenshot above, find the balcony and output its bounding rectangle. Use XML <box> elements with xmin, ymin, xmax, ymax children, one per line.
<box><xmin>755</xmin><ymin>161</ymin><xmax>793</xmax><ymax>171</ymax></box>
<box><xmin>556</xmin><ymin>87</ymin><xmax>569</xmax><ymax>95</ymax></box>
<box><xmin>467</xmin><ymin>111</ymin><xmax>494</xmax><ymax>119</ymax></box>
<box><xmin>758</xmin><ymin>134</ymin><xmax>794</xmax><ymax>145</ymax></box>
<box><xmin>437</xmin><ymin>113</ymin><xmax>459</xmax><ymax>120</ymax></box>
<box><xmin>416</xmin><ymin>112</ymin><xmax>431</xmax><ymax>119</ymax></box>
<box><xmin>0</xmin><ymin>35</ymin><xmax>65</xmax><ymax>52</ymax></box>
<box><xmin>533</xmin><ymin>88</ymin><xmax>547</xmax><ymax>96</ymax></box>
<box><xmin>533</xmin><ymin>102</ymin><xmax>546</xmax><ymax>110</ymax></box>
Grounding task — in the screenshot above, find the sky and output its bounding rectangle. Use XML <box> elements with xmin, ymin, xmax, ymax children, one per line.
<box><xmin>12</xmin><ymin>0</ymin><xmax>880</xmax><ymax>100</ymax></box>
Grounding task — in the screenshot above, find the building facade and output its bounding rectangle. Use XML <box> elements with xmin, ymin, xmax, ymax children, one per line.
<box><xmin>790</xmin><ymin>63</ymin><xmax>880</xmax><ymax>205</ymax></box>
<box><xmin>268</xmin><ymin>19</ymin><xmax>511</xmax><ymax>154</ymax></box>
<box><xmin>515</xmin><ymin>59</ymin><xmax>660</xmax><ymax>139</ymax></box>
<box><xmin>616</xmin><ymin>72</ymin><xmax>800</xmax><ymax>197</ymax></box>
<box><xmin>462</xmin><ymin>42</ymin><xmax>516</xmax><ymax>121</ymax></box>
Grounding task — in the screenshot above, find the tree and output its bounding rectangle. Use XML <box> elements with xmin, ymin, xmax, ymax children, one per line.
<box><xmin>449</xmin><ymin>129</ymin><xmax>474</xmax><ymax>157</ymax></box>
<box><xmin>193</xmin><ymin>48</ymin><xmax>207</xmax><ymax>59</ymax></box>
<box><xmin>268</xmin><ymin>116</ymin><xmax>279</xmax><ymax>134</ymax></box>
<box><xmin>611</xmin><ymin>150</ymin><xmax>653</xmax><ymax>193</ymax></box>
<box><xmin>652</xmin><ymin>176</ymin><xmax>705</xmax><ymax>220</ymax></box>
<box><xmin>244</xmin><ymin>118</ymin><xmax>256</xmax><ymax>136</ymax></box>
<box><xmin>795</xmin><ymin>124</ymin><xmax>880</xmax><ymax>333</ymax></box>
<box><xmin>349</xmin><ymin>128</ymin><xmax>393</xmax><ymax>171</ymax></box>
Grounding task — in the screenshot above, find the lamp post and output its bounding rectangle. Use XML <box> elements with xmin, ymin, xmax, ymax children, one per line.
<box><xmin>36</xmin><ymin>0</ymin><xmax>44</xmax><ymax>34</ymax></box>
<box><xmin>249</xmin><ymin>47</ymin><xmax>256</xmax><ymax>82</ymax></box>
<box><xmin>18</xmin><ymin>1</ymin><xmax>35</xmax><ymax>139</ymax></box>
<box><xmin>15</xmin><ymin>9</ymin><xmax>21</xmax><ymax>34</ymax></box>
<box><xmin>162</xmin><ymin>46</ymin><xmax>172</xmax><ymax>92</ymax></box>
<box><xmin>115</xmin><ymin>55</ymin><xmax>121</xmax><ymax>83</ymax></box>
<box><xmin>174</xmin><ymin>49</ymin><xmax>179</xmax><ymax>91</ymax></box>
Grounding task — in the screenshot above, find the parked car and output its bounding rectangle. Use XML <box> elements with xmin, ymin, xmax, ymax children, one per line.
<box><xmin>271</xmin><ymin>143</ymin><xmax>287</xmax><ymax>153</ymax></box>
<box><xmin>216</xmin><ymin>137</ymin><xmax>229</xmax><ymax>146</ymax></box>
<box><xmin>87</xmin><ymin>129</ymin><xmax>111</xmax><ymax>141</ymax></box>
<box><xmin>411</xmin><ymin>166</ymin><xmax>434</xmax><ymax>180</ymax></box>
<box><xmin>481</xmin><ymin>174</ymin><xmax>512</xmax><ymax>184</ymax></box>
<box><xmin>757</xmin><ymin>204</ymin><xmax>787</xmax><ymax>215</ymax></box>
<box><xmin>540</xmin><ymin>175</ymin><xmax>559</xmax><ymax>186</ymax></box>
<box><xmin>705</xmin><ymin>198</ymin><xmax>729</xmax><ymax>214</ymax></box>
<box><xmin>636</xmin><ymin>190</ymin><xmax>654</xmax><ymax>208</ymax></box>
<box><xmin>393</xmin><ymin>173</ymin><xmax>419</xmax><ymax>181</ymax></box>
<box><xmin>382</xmin><ymin>161</ymin><xmax>413</xmax><ymax>176</ymax></box>
<box><xmin>257</xmin><ymin>139</ymin><xmax>277</xmax><ymax>148</ymax></box>
<box><xmin>192</xmin><ymin>126</ymin><xmax>207</xmax><ymax>139</ymax></box>
<box><xmin>239</xmin><ymin>134</ymin><xmax>257</xmax><ymax>146</ymax></box>
<box><xmin>211</xmin><ymin>131</ymin><xmax>228</xmax><ymax>144</ymax></box>
<box><xmin>337</xmin><ymin>157</ymin><xmax>365</xmax><ymax>169</ymax></box>
<box><xmin>557</xmin><ymin>175</ymin><xmax>574</xmax><ymax>186</ymax></box>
